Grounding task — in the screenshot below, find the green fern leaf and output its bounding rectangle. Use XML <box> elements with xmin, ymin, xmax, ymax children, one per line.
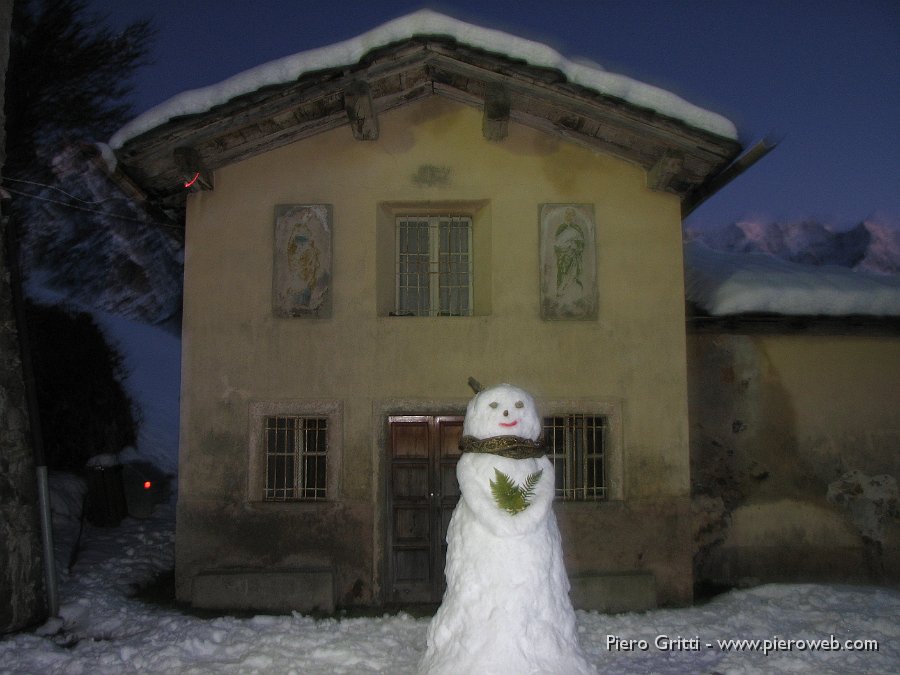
<box><xmin>489</xmin><ymin>469</ymin><xmax>520</xmax><ymax>513</ymax></box>
<box><xmin>489</xmin><ymin>468</ymin><xmax>544</xmax><ymax>515</ymax></box>
<box><xmin>521</xmin><ymin>470</ymin><xmax>543</xmax><ymax>501</ymax></box>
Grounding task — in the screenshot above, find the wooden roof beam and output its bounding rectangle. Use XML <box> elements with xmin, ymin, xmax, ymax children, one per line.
<box><xmin>647</xmin><ymin>151</ymin><xmax>684</xmax><ymax>192</ymax></box>
<box><xmin>482</xmin><ymin>82</ymin><xmax>510</xmax><ymax>141</ymax></box>
<box><xmin>343</xmin><ymin>80</ymin><xmax>379</xmax><ymax>140</ymax></box>
<box><xmin>682</xmin><ymin>135</ymin><xmax>778</xmax><ymax>216</ymax></box>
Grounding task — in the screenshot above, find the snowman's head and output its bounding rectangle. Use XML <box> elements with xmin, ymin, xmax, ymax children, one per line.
<box><xmin>463</xmin><ymin>383</ymin><xmax>542</xmax><ymax>441</ymax></box>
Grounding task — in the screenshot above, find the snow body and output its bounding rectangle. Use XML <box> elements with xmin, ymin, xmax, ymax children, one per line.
<box><xmin>420</xmin><ymin>384</ymin><xmax>594</xmax><ymax>675</ymax></box>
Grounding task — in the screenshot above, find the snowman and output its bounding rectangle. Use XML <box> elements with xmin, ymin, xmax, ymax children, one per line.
<box><xmin>419</xmin><ymin>383</ymin><xmax>595</xmax><ymax>675</ymax></box>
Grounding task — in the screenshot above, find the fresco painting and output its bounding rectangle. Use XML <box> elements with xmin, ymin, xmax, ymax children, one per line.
<box><xmin>540</xmin><ymin>204</ymin><xmax>597</xmax><ymax>319</ymax></box>
<box><xmin>273</xmin><ymin>204</ymin><xmax>333</xmax><ymax>317</ymax></box>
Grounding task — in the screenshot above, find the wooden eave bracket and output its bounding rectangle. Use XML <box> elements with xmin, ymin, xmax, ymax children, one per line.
<box><xmin>648</xmin><ymin>151</ymin><xmax>684</xmax><ymax>192</ymax></box>
<box><xmin>343</xmin><ymin>80</ymin><xmax>379</xmax><ymax>140</ymax></box>
<box><xmin>482</xmin><ymin>82</ymin><xmax>510</xmax><ymax>141</ymax></box>
<box><xmin>174</xmin><ymin>146</ymin><xmax>214</xmax><ymax>192</ymax></box>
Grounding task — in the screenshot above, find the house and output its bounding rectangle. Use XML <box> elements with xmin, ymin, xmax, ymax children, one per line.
<box><xmin>110</xmin><ymin>11</ymin><xmax>757</xmax><ymax>613</ymax></box>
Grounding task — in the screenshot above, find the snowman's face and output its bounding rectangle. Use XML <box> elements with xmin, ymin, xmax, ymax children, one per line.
<box><xmin>463</xmin><ymin>384</ymin><xmax>542</xmax><ymax>441</ymax></box>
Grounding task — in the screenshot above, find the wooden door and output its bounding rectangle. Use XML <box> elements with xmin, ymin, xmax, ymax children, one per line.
<box><xmin>386</xmin><ymin>415</ymin><xmax>463</xmax><ymax>604</ymax></box>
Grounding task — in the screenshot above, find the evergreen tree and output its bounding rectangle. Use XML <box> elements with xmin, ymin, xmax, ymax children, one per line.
<box><xmin>1</xmin><ymin>1</ymin><xmax>158</xmax><ymax>470</ymax></box>
<box><xmin>25</xmin><ymin>301</ymin><xmax>139</xmax><ymax>471</ymax></box>
<box><xmin>5</xmin><ymin>0</ymin><xmax>154</xmax><ymax>178</ymax></box>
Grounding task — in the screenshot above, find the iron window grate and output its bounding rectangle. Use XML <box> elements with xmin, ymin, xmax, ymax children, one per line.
<box><xmin>396</xmin><ymin>216</ymin><xmax>473</xmax><ymax>316</ymax></box>
<box><xmin>264</xmin><ymin>416</ymin><xmax>328</xmax><ymax>501</ymax></box>
<box><xmin>543</xmin><ymin>414</ymin><xmax>607</xmax><ymax>501</ymax></box>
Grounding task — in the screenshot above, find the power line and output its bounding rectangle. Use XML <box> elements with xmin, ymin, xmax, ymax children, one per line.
<box><xmin>3</xmin><ymin>185</ymin><xmax>183</xmax><ymax>232</ymax></box>
<box><xmin>3</xmin><ymin>176</ymin><xmax>112</xmax><ymax>206</ymax></box>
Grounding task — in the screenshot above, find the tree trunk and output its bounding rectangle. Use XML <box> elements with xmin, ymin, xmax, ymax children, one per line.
<box><xmin>0</xmin><ymin>0</ymin><xmax>47</xmax><ymax>634</ymax></box>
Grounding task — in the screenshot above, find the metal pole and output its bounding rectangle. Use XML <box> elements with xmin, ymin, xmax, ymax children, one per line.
<box><xmin>35</xmin><ymin>465</ymin><xmax>58</xmax><ymax>615</ymax></box>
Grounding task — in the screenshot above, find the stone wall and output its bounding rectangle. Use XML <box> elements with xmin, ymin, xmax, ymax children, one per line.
<box><xmin>688</xmin><ymin>331</ymin><xmax>900</xmax><ymax>591</ymax></box>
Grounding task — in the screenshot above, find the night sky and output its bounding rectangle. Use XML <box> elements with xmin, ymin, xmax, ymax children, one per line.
<box><xmin>87</xmin><ymin>0</ymin><xmax>900</xmax><ymax>231</ymax></box>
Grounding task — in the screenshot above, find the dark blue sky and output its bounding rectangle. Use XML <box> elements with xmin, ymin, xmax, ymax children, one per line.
<box><xmin>88</xmin><ymin>0</ymin><xmax>900</xmax><ymax>230</ymax></box>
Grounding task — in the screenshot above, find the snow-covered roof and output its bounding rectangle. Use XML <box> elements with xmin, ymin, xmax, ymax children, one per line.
<box><xmin>685</xmin><ymin>241</ymin><xmax>900</xmax><ymax>317</ymax></box>
<box><xmin>109</xmin><ymin>9</ymin><xmax>736</xmax><ymax>150</ymax></box>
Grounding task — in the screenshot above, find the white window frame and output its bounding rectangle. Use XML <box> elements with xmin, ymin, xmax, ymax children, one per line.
<box><xmin>395</xmin><ymin>215</ymin><xmax>473</xmax><ymax>316</ymax></box>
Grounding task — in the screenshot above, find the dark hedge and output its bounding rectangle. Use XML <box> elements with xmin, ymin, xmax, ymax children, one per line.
<box><xmin>25</xmin><ymin>301</ymin><xmax>140</xmax><ymax>470</ymax></box>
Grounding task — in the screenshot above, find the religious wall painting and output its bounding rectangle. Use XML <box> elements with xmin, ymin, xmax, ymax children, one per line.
<box><xmin>539</xmin><ymin>203</ymin><xmax>597</xmax><ymax>320</ymax></box>
<box><xmin>273</xmin><ymin>204</ymin><xmax>333</xmax><ymax>317</ymax></box>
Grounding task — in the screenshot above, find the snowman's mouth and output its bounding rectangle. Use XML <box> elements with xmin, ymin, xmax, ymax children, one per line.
<box><xmin>499</xmin><ymin>421</ymin><xmax>518</xmax><ymax>428</ymax></box>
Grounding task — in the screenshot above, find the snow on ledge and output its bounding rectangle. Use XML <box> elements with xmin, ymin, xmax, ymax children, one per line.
<box><xmin>109</xmin><ymin>9</ymin><xmax>737</xmax><ymax>149</ymax></box>
<box><xmin>685</xmin><ymin>241</ymin><xmax>900</xmax><ymax>317</ymax></box>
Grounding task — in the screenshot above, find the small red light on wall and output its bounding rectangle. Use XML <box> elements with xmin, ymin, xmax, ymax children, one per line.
<box><xmin>183</xmin><ymin>172</ymin><xmax>201</xmax><ymax>189</ymax></box>
<box><xmin>143</xmin><ymin>481</ymin><xmax>152</xmax><ymax>490</ymax></box>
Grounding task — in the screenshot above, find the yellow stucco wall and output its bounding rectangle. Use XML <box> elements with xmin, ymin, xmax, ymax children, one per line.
<box><xmin>758</xmin><ymin>336</ymin><xmax>900</xmax><ymax>475</ymax></box>
<box><xmin>689</xmin><ymin>333</ymin><xmax>900</xmax><ymax>586</ymax></box>
<box><xmin>176</xmin><ymin>95</ymin><xmax>693</xmax><ymax>606</ymax></box>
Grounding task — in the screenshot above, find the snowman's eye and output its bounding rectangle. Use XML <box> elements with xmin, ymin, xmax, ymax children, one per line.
<box><xmin>489</xmin><ymin>401</ymin><xmax>498</xmax><ymax>409</ymax></box>
<box><xmin>515</xmin><ymin>400</ymin><xmax>524</xmax><ymax>408</ymax></box>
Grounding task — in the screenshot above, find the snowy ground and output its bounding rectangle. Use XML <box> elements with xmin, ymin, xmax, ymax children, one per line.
<box><xmin>1</xmin><ymin>496</ymin><xmax>898</xmax><ymax>674</ymax></box>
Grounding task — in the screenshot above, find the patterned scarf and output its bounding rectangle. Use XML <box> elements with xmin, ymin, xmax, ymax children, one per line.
<box><xmin>458</xmin><ymin>434</ymin><xmax>546</xmax><ymax>459</ymax></box>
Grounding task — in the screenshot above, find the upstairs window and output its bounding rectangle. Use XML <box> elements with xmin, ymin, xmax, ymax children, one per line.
<box><xmin>395</xmin><ymin>216</ymin><xmax>473</xmax><ymax>316</ymax></box>
<box><xmin>264</xmin><ymin>416</ymin><xmax>328</xmax><ymax>501</ymax></box>
<box><xmin>544</xmin><ymin>414</ymin><xmax>607</xmax><ymax>501</ymax></box>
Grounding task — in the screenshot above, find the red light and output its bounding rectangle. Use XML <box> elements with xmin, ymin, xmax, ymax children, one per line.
<box><xmin>143</xmin><ymin>481</ymin><xmax>152</xmax><ymax>490</ymax></box>
<box><xmin>183</xmin><ymin>172</ymin><xmax>200</xmax><ymax>188</ymax></box>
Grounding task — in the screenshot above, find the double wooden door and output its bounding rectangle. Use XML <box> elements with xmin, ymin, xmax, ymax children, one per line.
<box><xmin>386</xmin><ymin>415</ymin><xmax>463</xmax><ymax>604</ymax></box>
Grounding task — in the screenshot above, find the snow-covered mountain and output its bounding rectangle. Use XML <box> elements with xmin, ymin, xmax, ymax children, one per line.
<box><xmin>684</xmin><ymin>240</ymin><xmax>900</xmax><ymax>316</ymax></box>
<box><xmin>683</xmin><ymin>219</ymin><xmax>900</xmax><ymax>316</ymax></box>
<box><xmin>686</xmin><ymin>218</ymin><xmax>900</xmax><ymax>276</ymax></box>
<box><xmin>16</xmin><ymin>143</ymin><xmax>183</xmax><ymax>325</ymax></box>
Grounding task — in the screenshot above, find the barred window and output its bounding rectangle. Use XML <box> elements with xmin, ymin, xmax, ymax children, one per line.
<box><xmin>264</xmin><ymin>416</ymin><xmax>328</xmax><ymax>501</ymax></box>
<box><xmin>544</xmin><ymin>414</ymin><xmax>607</xmax><ymax>501</ymax></box>
<box><xmin>395</xmin><ymin>216</ymin><xmax>473</xmax><ymax>316</ymax></box>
